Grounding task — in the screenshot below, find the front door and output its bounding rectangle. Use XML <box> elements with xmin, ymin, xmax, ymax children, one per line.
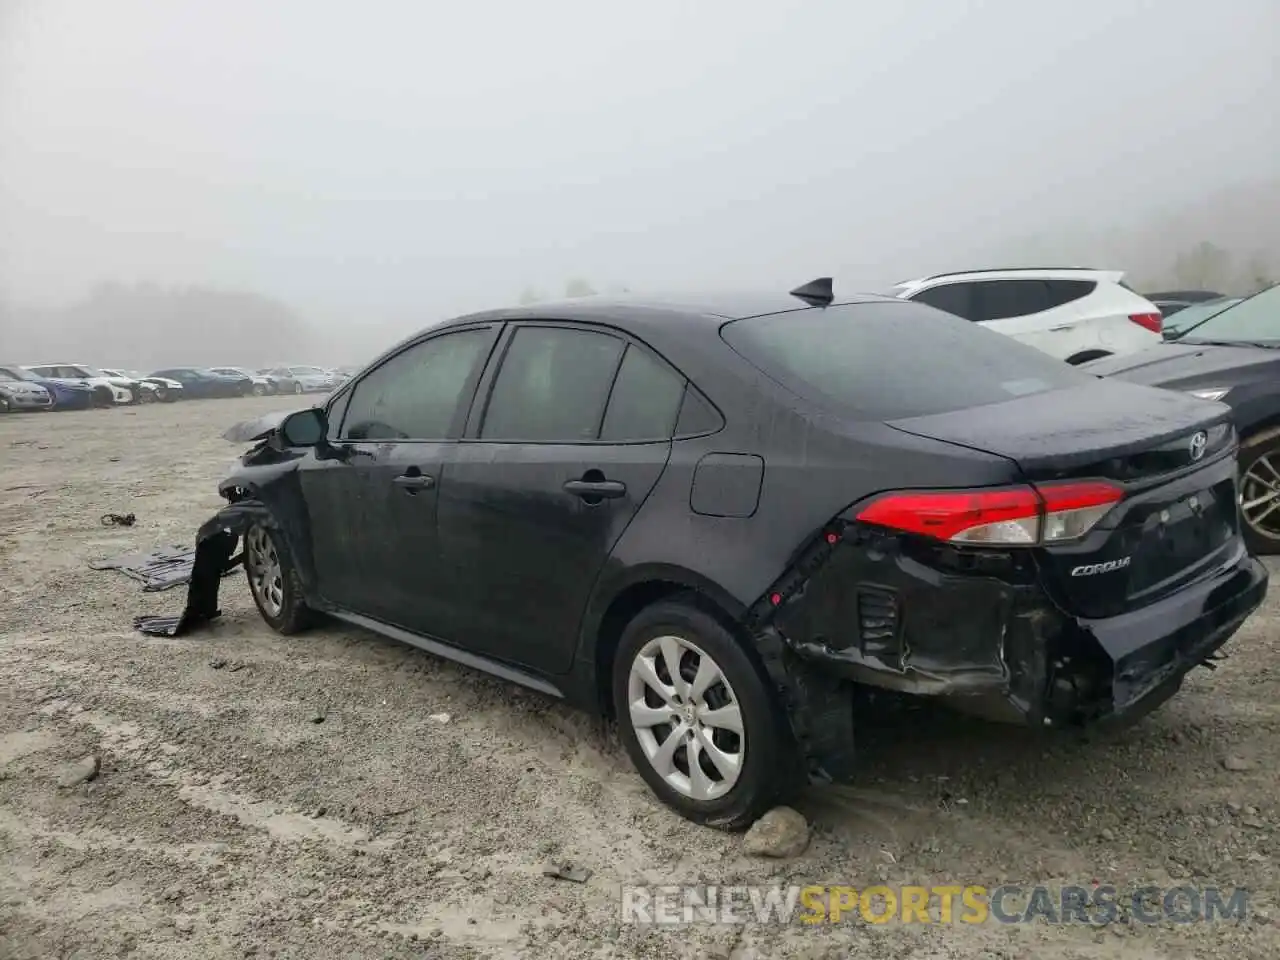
<box><xmin>296</xmin><ymin>324</ymin><xmax>499</xmax><ymax>631</ymax></box>
<box><xmin>435</xmin><ymin>324</ymin><xmax>688</xmax><ymax>674</ymax></box>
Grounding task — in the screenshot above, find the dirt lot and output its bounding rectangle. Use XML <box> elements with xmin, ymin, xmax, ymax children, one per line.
<box><xmin>2</xmin><ymin>396</ymin><xmax>1279</xmax><ymax>959</ymax></box>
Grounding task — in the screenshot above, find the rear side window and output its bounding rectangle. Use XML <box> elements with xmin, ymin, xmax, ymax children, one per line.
<box><xmin>1044</xmin><ymin>279</ymin><xmax>1096</xmax><ymax>308</ymax></box>
<box><xmin>481</xmin><ymin>326</ymin><xmax>624</xmax><ymax>442</ymax></box>
<box><xmin>976</xmin><ymin>280</ymin><xmax>1051</xmax><ymax>320</ymax></box>
<box><xmin>720</xmin><ymin>301</ymin><xmax>1092</xmax><ymax>421</ymax></box>
<box><xmin>910</xmin><ymin>282</ymin><xmax>977</xmax><ymax>320</ymax></box>
<box><xmin>599</xmin><ymin>345</ymin><xmax>686</xmax><ymax>441</ymax></box>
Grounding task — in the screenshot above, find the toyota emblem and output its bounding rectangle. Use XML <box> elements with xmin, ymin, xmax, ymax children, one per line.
<box><xmin>1188</xmin><ymin>430</ymin><xmax>1208</xmax><ymax>462</ymax></box>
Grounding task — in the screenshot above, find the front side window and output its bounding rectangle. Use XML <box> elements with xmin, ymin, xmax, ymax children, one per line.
<box><xmin>1176</xmin><ymin>284</ymin><xmax>1280</xmax><ymax>344</ymax></box>
<box><xmin>721</xmin><ymin>300</ymin><xmax>1091</xmax><ymax>421</ymax></box>
<box><xmin>341</xmin><ymin>328</ymin><xmax>490</xmax><ymax>441</ymax></box>
<box><xmin>481</xmin><ymin>326</ymin><xmax>624</xmax><ymax>442</ymax></box>
<box><xmin>909</xmin><ymin>282</ymin><xmax>977</xmax><ymax>321</ymax></box>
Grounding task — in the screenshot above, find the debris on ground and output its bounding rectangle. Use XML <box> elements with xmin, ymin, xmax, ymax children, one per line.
<box><xmin>742</xmin><ymin>806</ymin><xmax>810</xmax><ymax>859</ymax></box>
<box><xmin>1223</xmin><ymin>755</ymin><xmax>1257</xmax><ymax>772</ymax></box>
<box><xmin>541</xmin><ymin>861</ymin><xmax>592</xmax><ymax>883</ymax></box>
<box><xmin>100</xmin><ymin>512</ymin><xmax>136</xmax><ymax>527</ymax></box>
<box><xmin>310</xmin><ymin>707</ymin><xmax>327</xmax><ymax>724</ymax></box>
<box><xmin>428</xmin><ymin>712</ymin><xmax>451</xmax><ymax>724</ymax></box>
<box><xmin>90</xmin><ymin>544</ymin><xmax>234</xmax><ymax>593</ymax></box>
<box><xmin>209</xmin><ymin>658</ymin><xmax>228</xmax><ymax>670</ymax></box>
<box><xmin>56</xmin><ymin>754</ymin><xmax>101</xmax><ymax>789</ymax></box>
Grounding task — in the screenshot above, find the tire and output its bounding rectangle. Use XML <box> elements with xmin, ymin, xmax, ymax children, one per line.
<box><xmin>612</xmin><ymin>596</ymin><xmax>796</xmax><ymax>829</ymax></box>
<box><xmin>1239</xmin><ymin>431</ymin><xmax>1280</xmax><ymax>555</ymax></box>
<box><xmin>92</xmin><ymin>387</ymin><xmax>114</xmax><ymax>408</ymax></box>
<box><xmin>243</xmin><ymin>522</ymin><xmax>312</xmax><ymax>634</ymax></box>
<box><xmin>252</xmin><ymin>383</ymin><xmax>267</xmax><ymax>397</ymax></box>
<box><xmin>139</xmin><ymin>387</ymin><xmax>155</xmax><ymax>404</ymax></box>
<box><xmin>154</xmin><ymin>385</ymin><xmax>169</xmax><ymax>402</ymax></box>
<box><xmin>293</xmin><ymin>382</ymin><xmax>304</xmax><ymax>395</ymax></box>
<box><xmin>0</xmin><ymin>396</ymin><xmax>10</xmax><ymax>414</ymax></box>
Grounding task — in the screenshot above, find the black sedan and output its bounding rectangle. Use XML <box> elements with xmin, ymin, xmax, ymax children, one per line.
<box><xmin>1086</xmin><ymin>283</ymin><xmax>1280</xmax><ymax>553</ymax></box>
<box><xmin>151</xmin><ymin>367</ymin><xmax>253</xmax><ymax>399</ymax></box>
<box><xmin>152</xmin><ymin>281</ymin><xmax>1266</xmax><ymax>828</ymax></box>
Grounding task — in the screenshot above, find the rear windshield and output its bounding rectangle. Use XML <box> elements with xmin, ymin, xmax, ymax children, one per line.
<box><xmin>720</xmin><ymin>300</ymin><xmax>1092</xmax><ymax>420</ymax></box>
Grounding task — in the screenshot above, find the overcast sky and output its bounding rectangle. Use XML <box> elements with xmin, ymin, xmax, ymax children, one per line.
<box><xmin>1</xmin><ymin>0</ymin><xmax>1276</xmax><ymax>323</ymax></box>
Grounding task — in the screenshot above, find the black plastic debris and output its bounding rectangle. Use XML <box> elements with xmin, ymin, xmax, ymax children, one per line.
<box><xmin>90</xmin><ymin>545</ymin><xmax>225</xmax><ymax>593</ymax></box>
<box><xmin>133</xmin><ymin>499</ymin><xmax>267</xmax><ymax>637</ymax></box>
<box><xmin>101</xmin><ymin>512</ymin><xmax>136</xmax><ymax>527</ymax></box>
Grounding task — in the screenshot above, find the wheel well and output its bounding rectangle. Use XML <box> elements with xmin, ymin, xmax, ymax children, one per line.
<box><xmin>1065</xmin><ymin>349</ymin><xmax>1111</xmax><ymax>365</ymax></box>
<box><xmin>1241</xmin><ymin>419</ymin><xmax>1280</xmax><ymax>451</ymax></box>
<box><xmin>593</xmin><ymin>579</ymin><xmax>745</xmax><ymax>718</ymax></box>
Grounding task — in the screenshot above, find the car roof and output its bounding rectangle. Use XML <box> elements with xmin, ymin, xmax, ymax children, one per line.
<box><xmin>430</xmin><ymin>290</ymin><xmax>898</xmax><ymax>336</ymax></box>
<box><xmin>892</xmin><ymin>267</ymin><xmax>1126</xmax><ymax>290</ymax></box>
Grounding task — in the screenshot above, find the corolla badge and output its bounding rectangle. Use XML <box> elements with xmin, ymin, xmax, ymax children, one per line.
<box><xmin>1071</xmin><ymin>557</ymin><xmax>1131</xmax><ymax>577</ymax></box>
<box><xmin>1188</xmin><ymin>430</ymin><xmax>1208</xmax><ymax>462</ymax></box>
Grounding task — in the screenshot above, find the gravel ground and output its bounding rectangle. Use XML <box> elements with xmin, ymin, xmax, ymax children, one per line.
<box><xmin>2</xmin><ymin>396</ymin><xmax>1279</xmax><ymax>959</ymax></box>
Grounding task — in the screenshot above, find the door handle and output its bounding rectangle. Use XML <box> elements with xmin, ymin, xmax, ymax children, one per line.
<box><xmin>563</xmin><ymin>479</ymin><xmax>627</xmax><ymax>500</ymax></box>
<box><xmin>392</xmin><ymin>473</ymin><xmax>434</xmax><ymax>492</ymax></box>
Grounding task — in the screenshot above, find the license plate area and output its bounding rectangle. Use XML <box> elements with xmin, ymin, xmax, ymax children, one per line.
<box><xmin>1128</xmin><ymin>479</ymin><xmax>1237</xmax><ymax>597</ymax></box>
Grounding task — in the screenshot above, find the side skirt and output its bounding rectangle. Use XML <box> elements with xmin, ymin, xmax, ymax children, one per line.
<box><xmin>327</xmin><ymin>609</ymin><xmax>566</xmax><ymax>700</ymax></box>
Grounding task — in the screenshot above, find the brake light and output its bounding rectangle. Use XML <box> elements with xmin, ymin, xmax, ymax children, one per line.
<box><xmin>855</xmin><ymin>480</ymin><xmax>1123</xmax><ymax>546</ymax></box>
<box><xmin>1129</xmin><ymin>312</ymin><xmax>1162</xmax><ymax>334</ymax></box>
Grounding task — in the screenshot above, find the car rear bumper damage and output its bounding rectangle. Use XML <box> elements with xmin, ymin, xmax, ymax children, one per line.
<box><xmin>747</xmin><ymin>522</ymin><xmax>1268</xmax><ymax>781</ymax></box>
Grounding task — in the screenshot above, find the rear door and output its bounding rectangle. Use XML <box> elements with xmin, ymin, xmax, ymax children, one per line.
<box><xmin>434</xmin><ymin>322</ymin><xmax>684</xmax><ymax>674</ymax></box>
<box><xmin>297</xmin><ymin>324</ymin><xmax>499</xmax><ymax>627</ymax></box>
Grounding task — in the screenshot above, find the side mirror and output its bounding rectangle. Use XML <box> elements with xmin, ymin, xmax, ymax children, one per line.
<box><xmin>280</xmin><ymin>407</ymin><xmax>327</xmax><ymax>447</ymax></box>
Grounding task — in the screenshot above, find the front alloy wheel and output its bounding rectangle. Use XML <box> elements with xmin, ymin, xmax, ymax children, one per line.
<box><xmin>293</xmin><ymin>382</ymin><xmax>304</xmax><ymax>395</ymax></box>
<box><xmin>1240</xmin><ymin>434</ymin><xmax>1280</xmax><ymax>554</ymax></box>
<box><xmin>243</xmin><ymin>522</ymin><xmax>311</xmax><ymax>633</ymax></box>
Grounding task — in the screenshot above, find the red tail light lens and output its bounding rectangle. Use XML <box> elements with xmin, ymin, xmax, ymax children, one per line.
<box><xmin>1129</xmin><ymin>312</ymin><xmax>1162</xmax><ymax>334</ymax></box>
<box><xmin>855</xmin><ymin>480</ymin><xmax>1123</xmax><ymax>546</ymax></box>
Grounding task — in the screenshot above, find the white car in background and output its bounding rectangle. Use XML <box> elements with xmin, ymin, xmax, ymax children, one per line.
<box><xmin>259</xmin><ymin>364</ymin><xmax>336</xmax><ymax>393</ymax></box>
<box><xmin>888</xmin><ymin>268</ymin><xmax>1163</xmax><ymax>364</ymax></box>
<box><xmin>24</xmin><ymin>363</ymin><xmax>135</xmax><ymax>405</ymax></box>
<box><xmin>100</xmin><ymin>368</ymin><xmax>184</xmax><ymax>403</ymax></box>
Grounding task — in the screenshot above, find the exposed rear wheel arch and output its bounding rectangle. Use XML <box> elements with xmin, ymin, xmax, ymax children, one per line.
<box><xmin>1065</xmin><ymin>349</ymin><xmax>1112</xmax><ymax>365</ymax></box>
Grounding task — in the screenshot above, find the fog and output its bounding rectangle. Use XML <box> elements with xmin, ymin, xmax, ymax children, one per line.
<box><xmin>1</xmin><ymin>0</ymin><xmax>1277</xmax><ymax>366</ymax></box>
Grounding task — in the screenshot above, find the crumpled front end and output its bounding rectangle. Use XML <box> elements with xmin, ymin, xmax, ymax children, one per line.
<box><xmin>746</xmin><ymin>518</ymin><xmax>1267</xmax><ymax>765</ymax></box>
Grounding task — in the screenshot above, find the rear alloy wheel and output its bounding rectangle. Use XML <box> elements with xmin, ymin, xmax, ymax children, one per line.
<box><xmin>612</xmin><ymin>597</ymin><xmax>795</xmax><ymax>829</ymax></box>
<box><xmin>1239</xmin><ymin>433</ymin><xmax>1280</xmax><ymax>554</ymax></box>
<box><xmin>244</xmin><ymin>523</ymin><xmax>311</xmax><ymax>634</ymax></box>
<box><xmin>0</xmin><ymin>396</ymin><xmax>10</xmax><ymax>414</ymax></box>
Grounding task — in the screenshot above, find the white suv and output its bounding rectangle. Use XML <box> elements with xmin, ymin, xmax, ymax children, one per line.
<box><xmin>888</xmin><ymin>268</ymin><xmax>1163</xmax><ymax>364</ymax></box>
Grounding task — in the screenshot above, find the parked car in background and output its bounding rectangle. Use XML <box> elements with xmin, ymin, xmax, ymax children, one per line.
<box><xmin>1084</xmin><ymin>283</ymin><xmax>1280</xmax><ymax>552</ymax></box>
<box><xmin>209</xmin><ymin>367</ymin><xmax>273</xmax><ymax>396</ymax></box>
<box><xmin>1146</xmin><ymin>289</ymin><xmax>1228</xmax><ymax>318</ymax></box>
<box><xmin>0</xmin><ymin>364</ymin><xmax>95</xmax><ymax>410</ymax></box>
<box><xmin>150</xmin><ymin>367</ymin><xmax>253</xmax><ymax>399</ymax></box>
<box><xmin>1160</xmin><ymin>298</ymin><xmax>1242</xmax><ymax>340</ymax></box>
<box><xmin>0</xmin><ymin>365</ymin><xmax>53</xmax><ymax>412</ymax></box>
<box><xmin>98</xmin><ymin>367</ymin><xmax>172</xmax><ymax>403</ymax></box>
<box><xmin>216</xmin><ymin>280</ymin><xmax>1265</xmax><ymax>828</ymax></box>
<box><xmin>888</xmin><ymin>267</ymin><xmax>1163</xmax><ymax>363</ymax></box>
<box><xmin>258</xmin><ymin>365</ymin><xmax>335</xmax><ymax>393</ymax></box>
<box><xmin>111</xmin><ymin>370</ymin><xmax>185</xmax><ymax>402</ymax></box>
<box><xmin>24</xmin><ymin>364</ymin><xmax>133</xmax><ymax>406</ymax></box>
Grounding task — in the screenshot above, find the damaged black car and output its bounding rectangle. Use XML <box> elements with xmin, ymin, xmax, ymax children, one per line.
<box><xmin>165</xmin><ymin>280</ymin><xmax>1267</xmax><ymax>829</ymax></box>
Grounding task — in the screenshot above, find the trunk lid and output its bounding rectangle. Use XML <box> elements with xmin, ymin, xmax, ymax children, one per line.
<box><xmin>888</xmin><ymin>380</ymin><xmax>1240</xmax><ymax>618</ymax></box>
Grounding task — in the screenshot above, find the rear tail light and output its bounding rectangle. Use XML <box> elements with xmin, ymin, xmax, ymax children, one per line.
<box><xmin>1129</xmin><ymin>312</ymin><xmax>1162</xmax><ymax>334</ymax></box>
<box><xmin>855</xmin><ymin>480</ymin><xmax>1124</xmax><ymax>546</ymax></box>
